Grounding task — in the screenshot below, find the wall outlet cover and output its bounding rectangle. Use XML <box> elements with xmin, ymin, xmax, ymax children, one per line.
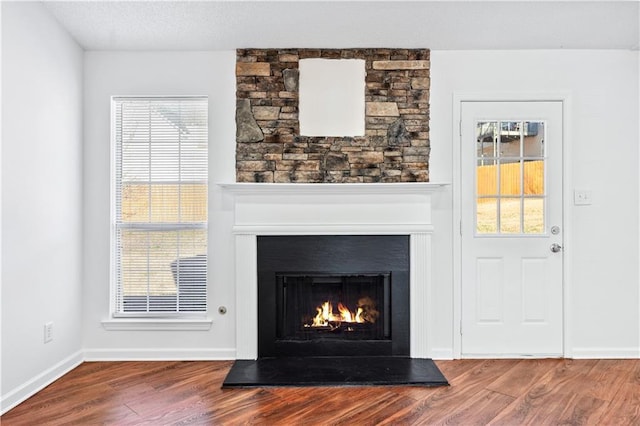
<box><xmin>44</xmin><ymin>322</ymin><xmax>53</xmax><ymax>343</ymax></box>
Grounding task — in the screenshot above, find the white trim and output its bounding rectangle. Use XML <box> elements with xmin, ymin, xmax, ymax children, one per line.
<box><xmin>101</xmin><ymin>319</ymin><xmax>213</xmax><ymax>331</ymax></box>
<box><xmin>452</xmin><ymin>95</ymin><xmax>462</xmax><ymax>358</ymax></box>
<box><xmin>452</xmin><ymin>91</ymin><xmax>573</xmax><ymax>359</ymax></box>
<box><xmin>1</xmin><ymin>350</ymin><xmax>83</xmax><ymax>416</ymax></box>
<box><xmin>83</xmin><ymin>348</ymin><xmax>235</xmax><ymax>361</ymax></box>
<box><xmin>571</xmin><ymin>348</ymin><xmax>640</xmax><ymax>359</ymax></box>
<box><xmin>235</xmin><ymin>234</ymin><xmax>258</xmax><ymax>360</ymax></box>
<box><xmin>109</xmin><ymin>97</ymin><xmax>118</xmax><ymax>317</ymax></box>
<box><xmin>430</xmin><ymin>348</ymin><xmax>455</xmax><ymax>360</ymax></box>
<box><xmin>232</xmin><ymin>224</ymin><xmax>435</xmax><ymax>235</ymax></box>
<box><xmin>410</xmin><ymin>233</ymin><xmax>433</xmax><ymax>358</ymax></box>
<box><xmin>222</xmin><ymin>183</ymin><xmax>445</xmax><ymax>360</ymax></box>
<box><xmin>560</xmin><ymin>95</ymin><xmax>574</xmax><ymax>358</ymax></box>
<box><xmin>461</xmin><ymin>353</ymin><xmax>563</xmax><ymax>359</ymax></box>
<box><xmin>219</xmin><ymin>182</ymin><xmax>448</xmax><ymax>196</ymax></box>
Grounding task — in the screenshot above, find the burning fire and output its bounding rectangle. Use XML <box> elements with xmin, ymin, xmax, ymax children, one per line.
<box><xmin>307</xmin><ymin>297</ymin><xmax>379</xmax><ymax>328</ymax></box>
<box><xmin>311</xmin><ymin>302</ymin><xmax>363</xmax><ymax>326</ymax></box>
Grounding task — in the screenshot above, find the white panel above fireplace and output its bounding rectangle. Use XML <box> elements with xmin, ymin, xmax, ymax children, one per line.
<box><xmin>219</xmin><ymin>182</ymin><xmax>447</xmax><ymax>359</ymax></box>
<box><xmin>221</xmin><ymin>183</ymin><xmax>443</xmax><ymax>235</ymax></box>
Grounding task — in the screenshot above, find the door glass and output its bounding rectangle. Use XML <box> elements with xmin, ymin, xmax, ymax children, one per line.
<box><xmin>476</xmin><ymin>197</ymin><xmax>498</xmax><ymax>234</ymax></box>
<box><xmin>523</xmin><ymin>198</ymin><xmax>545</xmax><ymax>234</ymax></box>
<box><xmin>500</xmin><ymin>198</ymin><xmax>521</xmax><ymax>234</ymax></box>
<box><xmin>500</xmin><ymin>160</ymin><xmax>522</xmax><ymax>196</ymax></box>
<box><xmin>524</xmin><ymin>121</ymin><xmax>545</xmax><ymax>158</ymax></box>
<box><xmin>476</xmin><ymin>120</ymin><xmax>546</xmax><ymax>235</ymax></box>
<box><xmin>477</xmin><ymin>121</ymin><xmax>497</xmax><ymax>159</ymax></box>
<box><xmin>477</xmin><ymin>159</ymin><xmax>497</xmax><ymax>196</ymax></box>
<box><xmin>499</xmin><ymin>121</ymin><xmax>521</xmax><ymax>159</ymax></box>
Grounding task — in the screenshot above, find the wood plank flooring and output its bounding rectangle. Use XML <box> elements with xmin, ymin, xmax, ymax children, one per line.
<box><xmin>2</xmin><ymin>359</ymin><xmax>639</xmax><ymax>425</ymax></box>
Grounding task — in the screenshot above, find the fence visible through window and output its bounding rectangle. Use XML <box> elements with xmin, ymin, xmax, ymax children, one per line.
<box><xmin>476</xmin><ymin>120</ymin><xmax>546</xmax><ymax>235</ymax></box>
<box><xmin>113</xmin><ymin>96</ymin><xmax>208</xmax><ymax>316</ymax></box>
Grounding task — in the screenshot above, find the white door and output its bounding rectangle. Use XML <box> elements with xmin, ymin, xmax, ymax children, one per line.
<box><xmin>461</xmin><ymin>101</ymin><xmax>563</xmax><ymax>357</ymax></box>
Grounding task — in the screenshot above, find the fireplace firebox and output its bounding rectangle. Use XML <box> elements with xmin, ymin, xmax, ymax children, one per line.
<box><xmin>277</xmin><ymin>272</ymin><xmax>390</xmax><ymax>341</ymax></box>
<box><xmin>258</xmin><ymin>235</ymin><xmax>409</xmax><ymax>358</ymax></box>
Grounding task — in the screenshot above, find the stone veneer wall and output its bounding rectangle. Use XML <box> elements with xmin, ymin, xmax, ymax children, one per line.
<box><xmin>236</xmin><ymin>49</ymin><xmax>430</xmax><ymax>183</ymax></box>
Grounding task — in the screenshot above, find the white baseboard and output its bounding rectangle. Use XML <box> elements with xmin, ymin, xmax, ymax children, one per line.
<box><xmin>429</xmin><ymin>347</ymin><xmax>640</xmax><ymax>360</ymax></box>
<box><xmin>570</xmin><ymin>347</ymin><xmax>640</xmax><ymax>359</ymax></box>
<box><xmin>1</xmin><ymin>350</ymin><xmax>83</xmax><ymax>416</ymax></box>
<box><xmin>429</xmin><ymin>348</ymin><xmax>454</xmax><ymax>360</ymax></box>
<box><xmin>83</xmin><ymin>347</ymin><xmax>236</xmax><ymax>361</ymax></box>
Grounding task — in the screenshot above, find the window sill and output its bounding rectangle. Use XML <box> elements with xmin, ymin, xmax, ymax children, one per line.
<box><xmin>102</xmin><ymin>318</ymin><xmax>213</xmax><ymax>331</ymax></box>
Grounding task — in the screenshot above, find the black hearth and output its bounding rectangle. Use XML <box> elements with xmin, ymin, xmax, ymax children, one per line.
<box><xmin>257</xmin><ymin>235</ymin><xmax>409</xmax><ymax>358</ymax></box>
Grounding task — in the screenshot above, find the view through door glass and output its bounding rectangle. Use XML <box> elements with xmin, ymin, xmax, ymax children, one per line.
<box><xmin>476</xmin><ymin>121</ymin><xmax>546</xmax><ymax>235</ymax></box>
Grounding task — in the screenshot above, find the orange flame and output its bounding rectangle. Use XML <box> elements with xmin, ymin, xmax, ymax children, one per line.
<box><xmin>309</xmin><ymin>301</ymin><xmax>370</xmax><ymax>327</ymax></box>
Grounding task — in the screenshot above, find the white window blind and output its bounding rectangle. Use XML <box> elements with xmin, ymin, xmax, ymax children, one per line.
<box><xmin>113</xmin><ymin>97</ymin><xmax>208</xmax><ymax>316</ymax></box>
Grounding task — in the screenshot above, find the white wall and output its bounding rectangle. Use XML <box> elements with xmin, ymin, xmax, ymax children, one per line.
<box><xmin>82</xmin><ymin>49</ymin><xmax>639</xmax><ymax>361</ymax></box>
<box><xmin>430</xmin><ymin>50</ymin><xmax>640</xmax><ymax>357</ymax></box>
<box><xmin>1</xmin><ymin>2</ymin><xmax>84</xmax><ymax>412</ymax></box>
<box><xmin>82</xmin><ymin>51</ymin><xmax>237</xmax><ymax>359</ymax></box>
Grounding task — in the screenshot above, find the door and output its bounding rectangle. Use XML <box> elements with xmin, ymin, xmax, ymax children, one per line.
<box><xmin>461</xmin><ymin>101</ymin><xmax>563</xmax><ymax>357</ymax></box>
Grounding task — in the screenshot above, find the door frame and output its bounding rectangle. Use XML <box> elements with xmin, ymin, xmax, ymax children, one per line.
<box><xmin>452</xmin><ymin>92</ymin><xmax>573</xmax><ymax>359</ymax></box>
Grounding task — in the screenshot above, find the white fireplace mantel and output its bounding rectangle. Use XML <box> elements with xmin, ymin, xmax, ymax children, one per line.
<box><xmin>219</xmin><ymin>182</ymin><xmax>447</xmax><ymax>195</ymax></box>
<box><xmin>219</xmin><ymin>182</ymin><xmax>448</xmax><ymax>359</ymax></box>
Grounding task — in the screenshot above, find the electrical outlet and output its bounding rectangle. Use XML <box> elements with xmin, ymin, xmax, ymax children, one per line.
<box><xmin>44</xmin><ymin>322</ymin><xmax>53</xmax><ymax>343</ymax></box>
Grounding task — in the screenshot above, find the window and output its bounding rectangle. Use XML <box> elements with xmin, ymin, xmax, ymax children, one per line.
<box><xmin>112</xmin><ymin>97</ymin><xmax>208</xmax><ymax>317</ymax></box>
<box><xmin>476</xmin><ymin>120</ymin><xmax>546</xmax><ymax>235</ymax></box>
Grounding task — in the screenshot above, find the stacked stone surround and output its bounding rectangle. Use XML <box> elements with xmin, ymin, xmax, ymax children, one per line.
<box><xmin>236</xmin><ymin>48</ymin><xmax>430</xmax><ymax>183</ymax></box>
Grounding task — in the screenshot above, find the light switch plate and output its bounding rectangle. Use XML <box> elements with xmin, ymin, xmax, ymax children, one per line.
<box><xmin>574</xmin><ymin>189</ymin><xmax>592</xmax><ymax>205</ymax></box>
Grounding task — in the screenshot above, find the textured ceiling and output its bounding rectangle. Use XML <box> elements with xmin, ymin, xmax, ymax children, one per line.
<box><xmin>43</xmin><ymin>1</ymin><xmax>640</xmax><ymax>51</ymax></box>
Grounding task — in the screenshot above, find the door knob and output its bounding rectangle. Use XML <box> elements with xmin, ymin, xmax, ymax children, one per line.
<box><xmin>550</xmin><ymin>243</ymin><xmax>562</xmax><ymax>253</ymax></box>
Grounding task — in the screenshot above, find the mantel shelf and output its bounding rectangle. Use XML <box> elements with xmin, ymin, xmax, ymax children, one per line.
<box><xmin>218</xmin><ymin>182</ymin><xmax>449</xmax><ymax>196</ymax></box>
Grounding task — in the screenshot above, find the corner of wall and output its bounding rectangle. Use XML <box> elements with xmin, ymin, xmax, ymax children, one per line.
<box><xmin>1</xmin><ymin>351</ymin><xmax>83</xmax><ymax>415</ymax></box>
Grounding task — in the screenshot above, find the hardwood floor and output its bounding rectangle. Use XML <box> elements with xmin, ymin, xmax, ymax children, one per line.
<box><xmin>2</xmin><ymin>359</ymin><xmax>639</xmax><ymax>425</ymax></box>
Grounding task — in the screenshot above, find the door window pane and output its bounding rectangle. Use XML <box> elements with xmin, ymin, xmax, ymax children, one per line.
<box><xmin>477</xmin><ymin>121</ymin><xmax>497</xmax><ymax>159</ymax></box>
<box><xmin>499</xmin><ymin>121</ymin><xmax>522</xmax><ymax>160</ymax></box>
<box><xmin>476</xmin><ymin>120</ymin><xmax>546</xmax><ymax>235</ymax></box>
<box><xmin>524</xmin><ymin>160</ymin><xmax>544</xmax><ymax>195</ymax></box>
<box><xmin>499</xmin><ymin>160</ymin><xmax>522</xmax><ymax>196</ymax></box>
<box><xmin>500</xmin><ymin>198</ymin><xmax>521</xmax><ymax>234</ymax></box>
<box><xmin>477</xmin><ymin>198</ymin><xmax>498</xmax><ymax>234</ymax></box>
<box><xmin>524</xmin><ymin>121</ymin><xmax>545</xmax><ymax>158</ymax></box>
<box><xmin>524</xmin><ymin>198</ymin><xmax>545</xmax><ymax>234</ymax></box>
<box><xmin>477</xmin><ymin>159</ymin><xmax>498</xmax><ymax>196</ymax></box>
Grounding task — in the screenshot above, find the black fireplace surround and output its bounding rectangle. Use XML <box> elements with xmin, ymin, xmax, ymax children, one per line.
<box><xmin>257</xmin><ymin>235</ymin><xmax>410</xmax><ymax>358</ymax></box>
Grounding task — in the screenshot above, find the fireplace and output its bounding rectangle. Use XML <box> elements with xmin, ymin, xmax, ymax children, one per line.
<box><xmin>220</xmin><ymin>182</ymin><xmax>445</xmax><ymax>360</ymax></box>
<box><xmin>257</xmin><ymin>235</ymin><xmax>409</xmax><ymax>358</ymax></box>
